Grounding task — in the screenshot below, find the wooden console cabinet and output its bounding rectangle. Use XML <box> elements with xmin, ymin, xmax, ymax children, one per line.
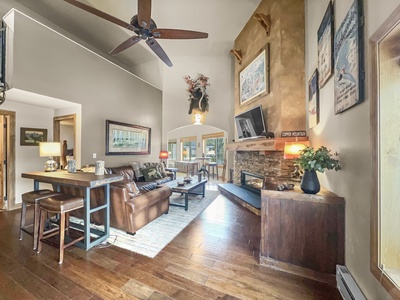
<box><xmin>260</xmin><ymin>188</ymin><xmax>345</xmax><ymax>286</ymax></box>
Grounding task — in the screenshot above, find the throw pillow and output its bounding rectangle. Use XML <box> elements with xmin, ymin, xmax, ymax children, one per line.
<box><xmin>144</xmin><ymin>162</ymin><xmax>167</xmax><ymax>177</ymax></box>
<box><xmin>141</xmin><ymin>166</ymin><xmax>162</xmax><ymax>182</ymax></box>
<box><xmin>128</xmin><ymin>161</ymin><xmax>146</xmax><ymax>180</ymax></box>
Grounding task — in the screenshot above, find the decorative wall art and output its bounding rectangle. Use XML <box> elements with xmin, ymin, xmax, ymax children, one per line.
<box><xmin>308</xmin><ymin>69</ymin><xmax>319</xmax><ymax>128</ymax></box>
<box><xmin>0</xmin><ymin>22</ymin><xmax>6</xmax><ymax>105</ymax></box>
<box><xmin>239</xmin><ymin>44</ymin><xmax>270</xmax><ymax>105</ymax></box>
<box><xmin>106</xmin><ymin>120</ymin><xmax>151</xmax><ymax>155</ymax></box>
<box><xmin>184</xmin><ymin>74</ymin><xmax>210</xmax><ymax>114</ymax></box>
<box><xmin>334</xmin><ymin>0</ymin><xmax>365</xmax><ymax>114</ymax></box>
<box><xmin>20</xmin><ymin>127</ymin><xmax>47</xmax><ymax>146</ymax></box>
<box><xmin>317</xmin><ymin>1</ymin><xmax>334</xmax><ymax>87</ymax></box>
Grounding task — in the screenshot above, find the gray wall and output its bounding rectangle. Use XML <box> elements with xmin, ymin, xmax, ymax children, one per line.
<box><xmin>9</xmin><ymin>10</ymin><xmax>163</xmax><ymax>167</ymax></box>
<box><xmin>305</xmin><ymin>0</ymin><xmax>400</xmax><ymax>299</ymax></box>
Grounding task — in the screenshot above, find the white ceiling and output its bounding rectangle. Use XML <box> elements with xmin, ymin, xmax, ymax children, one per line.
<box><xmin>0</xmin><ymin>0</ymin><xmax>260</xmax><ymax>108</ymax></box>
<box><xmin>2</xmin><ymin>0</ymin><xmax>261</xmax><ymax>70</ymax></box>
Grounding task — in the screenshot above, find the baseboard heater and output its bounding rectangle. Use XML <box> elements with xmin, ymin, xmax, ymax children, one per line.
<box><xmin>336</xmin><ymin>265</ymin><xmax>366</xmax><ymax>300</ymax></box>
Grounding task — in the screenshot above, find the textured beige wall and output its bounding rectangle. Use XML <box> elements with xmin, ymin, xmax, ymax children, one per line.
<box><xmin>233</xmin><ymin>0</ymin><xmax>305</xmax><ymax>135</ymax></box>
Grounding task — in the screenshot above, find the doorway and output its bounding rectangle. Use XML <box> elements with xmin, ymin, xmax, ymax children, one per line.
<box><xmin>53</xmin><ymin>114</ymin><xmax>76</xmax><ymax>169</ymax></box>
<box><xmin>0</xmin><ymin>109</ymin><xmax>15</xmax><ymax>211</ymax></box>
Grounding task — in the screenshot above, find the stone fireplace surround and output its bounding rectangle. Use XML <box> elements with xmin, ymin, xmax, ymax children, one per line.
<box><xmin>233</xmin><ymin>151</ymin><xmax>295</xmax><ymax>191</ymax></box>
<box><xmin>219</xmin><ymin>137</ymin><xmax>305</xmax><ymax>214</ymax></box>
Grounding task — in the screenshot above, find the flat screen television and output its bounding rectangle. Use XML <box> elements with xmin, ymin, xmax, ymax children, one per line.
<box><xmin>234</xmin><ymin>105</ymin><xmax>267</xmax><ymax>140</ymax></box>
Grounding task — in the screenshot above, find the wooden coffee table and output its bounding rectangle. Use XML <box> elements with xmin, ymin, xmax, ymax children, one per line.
<box><xmin>164</xmin><ymin>178</ymin><xmax>208</xmax><ymax>211</ymax></box>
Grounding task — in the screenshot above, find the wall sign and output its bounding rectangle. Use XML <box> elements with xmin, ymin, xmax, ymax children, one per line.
<box><xmin>334</xmin><ymin>0</ymin><xmax>365</xmax><ymax>114</ymax></box>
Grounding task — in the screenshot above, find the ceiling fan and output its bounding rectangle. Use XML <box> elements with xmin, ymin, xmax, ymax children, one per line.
<box><xmin>64</xmin><ymin>0</ymin><xmax>209</xmax><ymax>67</ymax></box>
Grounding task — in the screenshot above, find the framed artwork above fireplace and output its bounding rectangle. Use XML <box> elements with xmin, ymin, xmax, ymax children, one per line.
<box><xmin>239</xmin><ymin>44</ymin><xmax>270</xmax><ymax>105</ymax></box>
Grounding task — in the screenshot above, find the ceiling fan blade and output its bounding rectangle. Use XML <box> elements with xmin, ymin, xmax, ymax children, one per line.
<box><xmin>153</xmin><ymin>29</ymin><xmax>208</xmax><ymax>39</ymax></box>
<box><xmin>138</xmin><ymin>0</ymin><xmax>152</xmax><ymax>29</ymax></box>
<box><xmin>109</xmin><ymin>36</ymin><xmax>142</xmax><ymax>56</ymax></box>
<box><xmin>146</xmin><ymin>38</ymin><xmax>173</xmax><ymax>67</ymax></box>
<box><xmin>64</xmin><ymin>0</ymin><xmax>136</xmax><ymax>31</ymax></box>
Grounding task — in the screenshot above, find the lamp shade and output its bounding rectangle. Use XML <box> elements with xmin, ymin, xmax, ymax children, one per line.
<box><xmin>194</xmin><ymin>113</ymin><xmax>202</xmax><ymax>125</ymax></box>
<box><xmin>39</xmin><ymin>142</ymin><xmax>61</xmax><ymax>157</ymax></box>
<box><xmin>283</xmin><ymin>141</ymin><xmax>310</xmax><ymax>159</ymax></box>
<box><xmin>159</xmin><ymin>150</ymin><xmax>169</xmax><ymax>159</ymax></box>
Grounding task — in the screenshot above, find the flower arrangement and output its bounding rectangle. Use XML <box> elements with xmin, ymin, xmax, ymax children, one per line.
<box><xmin>295</xmin><ymin>146</ymin><xmax>341</xmax><ymax>173</ymax></box>
<box><xmin>184</xmin><ymin>74</ymin><xmax>210</xmax><ymax>96</ymax></box>
<box><xmin>184</xmin><ymin>74</ymin><xmax>210</xmax><ymax>114</ymax></box>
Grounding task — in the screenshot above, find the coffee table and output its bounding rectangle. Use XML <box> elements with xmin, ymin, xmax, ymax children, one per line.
<box><xmin>164</xmin><ymin>178</ymin><xmax>208</xmax><ymax>211</ymax></box>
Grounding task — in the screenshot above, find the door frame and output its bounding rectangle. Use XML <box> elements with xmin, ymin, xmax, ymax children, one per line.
<box><xmin>0</xmin><ymin>109</ymin><xmax>15</xmax><ymax>211</ymax></box>
<box><xmin>53</xmin><ymin>114</ymin><xmax>76</xmax><ymax>166</ymax></box>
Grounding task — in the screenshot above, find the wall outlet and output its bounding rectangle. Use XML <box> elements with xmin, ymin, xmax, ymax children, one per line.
<box><xmin>93</xmin><ymin>153</ymin><xmax>96</xmax><ymax>159</ymax></box>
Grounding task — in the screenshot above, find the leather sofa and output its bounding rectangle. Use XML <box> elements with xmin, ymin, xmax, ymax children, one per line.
<box><xmin>61</xmin><ymin>164</ymin><xmax>173</xmax><ymax>235</ymax></box>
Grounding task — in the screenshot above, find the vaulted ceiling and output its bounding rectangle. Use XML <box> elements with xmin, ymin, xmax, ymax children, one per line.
<box><xmin>1</xmin><ymin>0</ymin><xmax>260</xmax><ymax>71</ymax></box>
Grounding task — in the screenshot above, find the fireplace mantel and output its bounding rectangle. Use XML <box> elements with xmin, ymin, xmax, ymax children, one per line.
<box><xmin>226</xmin><ymin>137</ymin><xmax>308</xmax><ymax>152</ymax></box>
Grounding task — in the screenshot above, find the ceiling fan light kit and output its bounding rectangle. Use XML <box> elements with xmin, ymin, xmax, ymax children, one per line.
<box><xmin>64</xmin><ymin>0</ymin><xmax>209</xmax><ymax>67</ymax></box>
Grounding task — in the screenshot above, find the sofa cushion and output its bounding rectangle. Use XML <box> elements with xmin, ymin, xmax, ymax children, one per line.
<box><xmin>127</xmin><ymin>161</ymin><xmax>146</xmax><ymax>180</ymax></box>
<box><xmin>144</xmin><ymin>162</ymin><xmax>167</xmax><ymax>177</ymax></box>
<box><xmin>112</xmin><ymin>179</ymin><xmax>141</xmax><ymax>198</ymax></box>
<box><xmin>108</xmin><ymin>166</ymin><xmax>136</xmax><ymax>181</ymax></box>
<box><xmin>154</xmin><ymin>177</ymin><xmax>172</xmax><ymax>185</ymax></box>
<box><xmin>141</xmin><ymin>166</ymin><xmax>162</xmax><ymax>182</ymax></box>
<box><xmin>135</xmin><ymin>181</ymin><xmax>158</xmax><ymax>192</ymax></box>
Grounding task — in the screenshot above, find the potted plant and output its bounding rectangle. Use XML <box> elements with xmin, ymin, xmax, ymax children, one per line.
<box><xmin>295</xmin><ymin>146</ymin><xmax>341</xmax><ymax>194</ymax></box>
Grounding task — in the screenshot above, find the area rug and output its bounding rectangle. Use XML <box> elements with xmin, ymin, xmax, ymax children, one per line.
<box><xmin>86</xmin><ymin>190</ymin><xmax>220</xmax><ymax>258</ymax></box>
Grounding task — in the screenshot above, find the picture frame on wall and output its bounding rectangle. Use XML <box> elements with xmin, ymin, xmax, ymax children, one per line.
<box><xmin>334</xmin><ymin>0</ymin><xmax>365</xmax><ymax>114</ymax></box>
<box><xmin>317</xmin><ymin>1</ymin><xmax>334</xmax><ymax>87</ymax></box>
<box><xmin>0</xmin><ymin>22</ymin><xmax>6</xmax><ymax>94</ymax></box>
<box><xmin>239</xmin><ymin>44</ymin><xmax>270</xmax><ymax>105</ymax></box>
<box><xmin>20</xmin><ymin>127</ymin><xmax>48</xmax><ymax>146</ymax></box>
<box><xmin>308</xmin><ymin>69</ymin><xmax>319</xmax><ymax>128</ymax></box>
<box><xmin>106</xmin><ymin>120</ymin><xmax>151</xmax><ymax>155</ymax></box>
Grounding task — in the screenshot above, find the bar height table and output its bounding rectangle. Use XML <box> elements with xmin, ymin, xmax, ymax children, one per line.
<box><xmin>21</xmin><ymin>171</ymin><xmax>123</xmax><ymax>251</ymax></box>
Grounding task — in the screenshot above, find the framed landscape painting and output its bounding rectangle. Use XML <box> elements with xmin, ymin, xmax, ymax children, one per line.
<box><xmin>20</xmin><ymin>127</ymin><xmax>47</xmax><ymax>146</ymax></box>
<box><xmin>334</xmin><ymin>0</ymin><xmax>365</xmax><ymax>114</ymax></box>
<box><xmin>239</xmin><ymin>45</ymin><xmax>270</xmax><ymax>105</ymax></box>
<box><xmin>318</xmin><ymin>1</ymin><xmax>334</xmax><ymax>87</ymax></box>
<box><xmin>106</xmin><ymin>120</ymin><xmax>151</xmax><ymax>155</ymax></box>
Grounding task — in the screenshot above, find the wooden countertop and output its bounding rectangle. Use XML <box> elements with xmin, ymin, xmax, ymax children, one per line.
<box><xmin>262</xmin><ymin>185</ymin><xmax>344</xmax><ymax>205</ymax></box>
<box><xmin>21</xmin><ymin>171</ymin><xmax>123</xmax><ymax>188</ymax></box>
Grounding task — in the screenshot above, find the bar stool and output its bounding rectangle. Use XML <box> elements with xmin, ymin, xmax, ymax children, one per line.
<box><xmin>37</xmin><ymin>193</ymin><xmax>84</xmax><ymax>264</ymax></box>
<box><xmin>208</xmin><ymin>162</ymin><xmax>218</xmax><ymax>180</ymax></box>
<box><xmin>20</xmin><ymin>189</ymin><xmax>61</xmax><ymax>250</ymax></box>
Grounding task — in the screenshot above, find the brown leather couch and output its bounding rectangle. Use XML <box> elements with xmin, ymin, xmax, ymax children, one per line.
<box><xmin>61</xmin><ymin>165</ymin><xmax>173</xmax><ymax>235</ymax></box>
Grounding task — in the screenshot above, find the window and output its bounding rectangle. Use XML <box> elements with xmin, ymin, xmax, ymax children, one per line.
<box><xmin>181</xmin><ymin>136</ymin><xmax>196</xmax><ymax>161</ymax></box>
<box><xmin>203</xmin><ymin>133</ymin><xmax>225</xmax><ymax>165</ymax></box>
<box><xmin>370</xmin><ymin>5</ymin><xmax>400</xmax><ymax>298</ymax></box>
<box><xmin>168</xmin><ymin>139</ymin><xmax>177</xmax><ymax>160</ymax></box>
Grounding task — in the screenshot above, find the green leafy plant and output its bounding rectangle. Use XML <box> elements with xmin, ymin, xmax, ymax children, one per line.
<box><xmin>295</xmin><ymin>146</ymin><xmax>341</xmax><ymax>173</ymax></box>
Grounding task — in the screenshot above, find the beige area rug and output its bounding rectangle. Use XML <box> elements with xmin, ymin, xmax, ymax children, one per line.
<box><xmin>74</xmin><ymin>190</ymin><xmax>220</xmax><ymax>258</ymax></box>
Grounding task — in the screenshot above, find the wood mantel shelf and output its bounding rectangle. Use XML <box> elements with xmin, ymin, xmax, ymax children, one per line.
<box><xmin>226</xmin><ymin>137</ymin><xmax>308</xmax><ymax>152</ymax></box>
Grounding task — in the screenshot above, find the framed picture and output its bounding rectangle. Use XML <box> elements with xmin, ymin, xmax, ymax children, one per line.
<box><xmin>20</xmin><ymin>127</ymin><xmax>47</xmax><ymax>146</ymax></box>
<box><xmin>308</xmin><ymin>69</ymin><xmax>319</xmax><ymax>128</ymax></box>
<box><xmin>0</xmin><ymin>22</ymin><xmax>6</xmax><ymax>95</ymax></box>
<box><xmin>334</xmin><ymin>0</ymin><xmax>365</xmax><ymax>114</ymax></box>
<box><xmin>317</xmin><ymin>1</ymin><xmax>334</xmax><ymax>87</ymax></box>
<box><xmin>239</xmin><ymin>44</ymin><xmax>270</xmax><ymax>105</ymax></box>
<box><xmin>106</xmin><ymin>120</ymin><xmax>151</xmax><ymax>155</ymax></box>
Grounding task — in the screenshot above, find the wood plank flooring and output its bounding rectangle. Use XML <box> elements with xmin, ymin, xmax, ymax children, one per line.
<box><xmin>0</xmin><ymin>183</ymin><xmax>341</xmax><ymax>299</ymax></box>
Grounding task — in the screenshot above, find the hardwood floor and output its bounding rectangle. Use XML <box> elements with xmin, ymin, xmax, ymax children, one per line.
<box><xmin>0</xmin><ymin>183</ymin><xmax>341</xmax><ymax>300</ymax></box>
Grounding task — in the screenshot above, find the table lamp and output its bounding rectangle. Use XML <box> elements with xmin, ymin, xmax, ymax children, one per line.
<box><xmin>283</xmin><ymin>140</ymin><xmax>310</xmax><ymax>181</ymax></box>
<box><xmin>159</xmin><ymin>150</ymin><xmax>168</xmax><ymax>166</ymax></box>
<box><xmin>283</xmin><ymin>141</ymin><xmax>310</xmax><ymax>159</ymax></box>
<box><xmin>39</xmin><ymin>142</ymin><xmax>61</xmax><ymax>172</ymax></box>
